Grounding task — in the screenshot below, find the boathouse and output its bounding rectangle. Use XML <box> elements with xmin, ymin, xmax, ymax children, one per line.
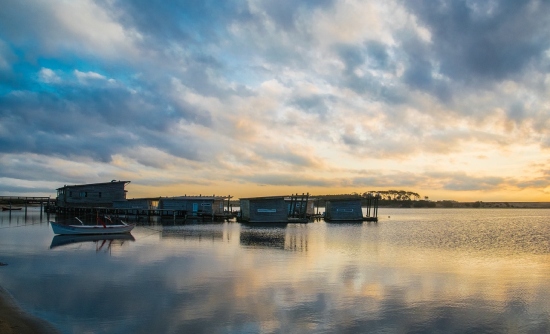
<box><xmin>158</xmin><ymin>195</ymin><xmax>228</xmax><ymax>218</ymax></box>
<box><xmin>113</xmin><ymin>198</ymin><xmax>159</xmax><ymax>214</ymax></box>
<box><xmin>324</xmin><ymin>198</ymin><xmax>363</xmax><ymax>221</ymax></box>
<box><xmin>324</xmin><ymin>195</ymin><xmax>379</xmax><ymax>222</ymax></box>
<box><xmin>55</xmin><ymin>180</ymin><xmax>130</xmax><ymax>208</ymax></box>
<box><xmin>239</xmin><ymin>194</ymin><xmax>310</xmax><ymax>223</ymax></box>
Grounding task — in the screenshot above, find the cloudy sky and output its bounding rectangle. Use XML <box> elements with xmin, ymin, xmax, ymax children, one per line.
<box><xmin>1</xmin><ymin>0</ymin><xmax>550</xmax><ymax>201</ymax></box>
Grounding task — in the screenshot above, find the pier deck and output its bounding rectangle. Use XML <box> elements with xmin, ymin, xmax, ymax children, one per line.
<box><xmin>0</xmin><ymin>196</ymin><xmax>52</xmax><ymax>212</ymax></box>
<box><xmin>44</xmin><ymin>204</ymin><xmax>237</xmax><ymax>221</ymax></box>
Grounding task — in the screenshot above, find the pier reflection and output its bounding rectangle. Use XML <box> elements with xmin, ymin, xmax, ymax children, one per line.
<box><xmin>157</xmin><ymin>222</ymin><xmax>242</xmax><ymax>245</ymax></box>
<box><xmin>161</xmin><ymin>226</ymin><xmax>225</xmax><ymax>241</ymax></box>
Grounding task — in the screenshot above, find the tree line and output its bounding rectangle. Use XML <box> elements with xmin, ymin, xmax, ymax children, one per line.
<box><xmin>356</xmin><ymin>190</ymin><xmax>424</xmax><ymax>201</ymax></box>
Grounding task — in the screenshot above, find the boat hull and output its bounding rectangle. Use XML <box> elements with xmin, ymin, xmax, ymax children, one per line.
<box><xmin>50</xmin><ymin>222</ymin><xmax>135</xmax><ymax>235</ymax></box>
<box><xmin>2</xmin><ymin>207</ymin><xmax>22</xmax><ymax>211</ymax></box>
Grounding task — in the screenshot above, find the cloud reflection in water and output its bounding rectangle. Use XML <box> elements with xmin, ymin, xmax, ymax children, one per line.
<box><xmin>0</xmin><ymin>209</ymin><xmax>550</xmax><ymax>333</ymax></box>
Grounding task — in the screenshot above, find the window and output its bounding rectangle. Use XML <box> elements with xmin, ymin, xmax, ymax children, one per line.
<box><xmin>79</xmin><ymin>192</ymin><xmax>87</xmax><ymax>198</ymax></box>
<box><xmin>257</xmin><ymin>209</ymin><xmax>277</xmax><ymax>213</ymax></box>
<box><xmin>98</xmin><ymin>192</ymin><xmax>102</xmax><ymax>198</ymax></box>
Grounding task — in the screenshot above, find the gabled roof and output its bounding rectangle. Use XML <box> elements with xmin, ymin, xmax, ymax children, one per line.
<box><xmin>57</xmin><ymin>180</ymin><xmax>130</xmax><ymax>190</ymax></box>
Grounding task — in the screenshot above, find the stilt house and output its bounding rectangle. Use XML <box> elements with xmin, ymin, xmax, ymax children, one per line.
<box><xmin>158</xmin><ymin>195</ymin><xmax>229</xmax><ymax>217</ymax></box>
<box><xmin>239</xmin><ymin>194</ymin><xmax>310</xmax><ymax>223</ymax></box>
<box><xmin>324</xmin><ymin>197</ymin><xmax>364</xmax><ymax>221</ymax></box>
<box><xmin>324</xmin><ymin>195</ymin><xmax>379</xmax><ymax>222</ymax></box>
<box><xmin>113</xmin><ymin>198</ymin><xmax>159</xmax><ymax>214</ymax></box>
<box><xmin>55</xmin><ymin>180</ymin><xmax>130</xmax><ymax>208</ymax></box>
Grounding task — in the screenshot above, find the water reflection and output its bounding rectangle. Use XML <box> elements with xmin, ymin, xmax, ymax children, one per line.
<box><xmin>1</xmin><ymin>209</ymin><xmax>550</xmax><ymax>333</ymax></box>
<box><xmin>49</xmin><ymin>234</ymin><xmax>135</xmax><ymax>250</ymax></box>
<box><xmin>239</xmin><ymin>224</ymin><xmax>310</xmax><ymax>252</ymax></box>
<box><xmin>240</xmin><ymin>225</ymin><xmax>286</xmax><ymax>249</ymax></box>
<box><xmin>161</xmin><ymin>226</ymin><xmax>224</xmax><ymax>241</ymax></box>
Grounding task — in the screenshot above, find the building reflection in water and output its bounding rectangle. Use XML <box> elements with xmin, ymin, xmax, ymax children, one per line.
<box><xmin>240</xmin><ymin>223</ymin><xmax>309</xmax><ymax>252</ymax></box>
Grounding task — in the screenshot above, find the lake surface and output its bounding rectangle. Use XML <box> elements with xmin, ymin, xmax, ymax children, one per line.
<box><xmin>1</xmin><ymin>207</ymin><xmax>550</xmax><ymax>333</ymax></box>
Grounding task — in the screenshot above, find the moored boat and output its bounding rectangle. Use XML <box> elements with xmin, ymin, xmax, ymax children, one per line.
<box><xmin>50</xmin><ymin>216</ymin><xmax>135</xmax><ymax>235</ymax></box>
<box><xmin>2</xmin><ymin>206</ymin><xmax>22</xmax><ymax>211</ymax></box>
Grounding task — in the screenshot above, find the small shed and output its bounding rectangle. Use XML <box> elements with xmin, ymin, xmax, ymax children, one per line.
<box><xmin>324</xmin><ymin>198</ymin><xmax>364</xmax><ymax>221</ymax></box>
<box><xmin>56</xmin><ymin>180</ymin><xmax>130</xmax><ymax>208</ymax></box>
<box><xmin>158</xmin><ymin>195</ymin><xmax>228</xmax><ymax>217</ymax></box>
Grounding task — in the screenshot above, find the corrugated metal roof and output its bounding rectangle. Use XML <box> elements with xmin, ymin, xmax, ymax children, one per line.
<box><xmin>239</xmin><ymin>196</ymin><xmax>287</xmax><ymax>200</ymax></box>
<box><xmin>161</xmin><ymin>196</ymin><xmax>229</xmax><ymax>200</ymax></box>
<box><xmin>57</xmin><ymin>180</ymin><xmax>130</xmax><ymax>190</ymax></box>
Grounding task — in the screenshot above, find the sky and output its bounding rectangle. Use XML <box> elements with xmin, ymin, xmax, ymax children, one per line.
<box><xmin>1</xmin><ymin>0</ymin><xmax>550</xmax><ymax>201</ymax></box>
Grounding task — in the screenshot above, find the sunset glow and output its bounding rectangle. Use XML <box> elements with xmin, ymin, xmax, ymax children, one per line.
<box><xmin>1</xmin><ymin>1</ymin><xmax>550</xmax><ymax>201</ymax></box>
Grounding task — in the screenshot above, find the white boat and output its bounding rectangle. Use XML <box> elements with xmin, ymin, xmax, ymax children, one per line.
<box><xmin>50</xmin><ymin>216</ymin><xmax>135</xmax><ymax>235</ymax></box>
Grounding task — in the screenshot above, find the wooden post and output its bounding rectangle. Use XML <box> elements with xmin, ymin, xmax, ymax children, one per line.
<box><xmin>288</xmin><ymin>194</ymin><xmax>294</xmax><ymax>218</ymax></box>
<box><xmin>376</xmin><ymin>196</ymin><xmax>379</xmax><ymax>218</ymax></box>
<box><xmin>304</xmin><ymin>193</ymin><xmax>309</xmax><ymax>219</ymax></box>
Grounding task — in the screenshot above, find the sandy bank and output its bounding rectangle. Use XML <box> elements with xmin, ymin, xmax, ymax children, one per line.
<box><xmin>0</xmin><ymin>285</ymin><xmax>60</xmax><ymax>334</ymax></box>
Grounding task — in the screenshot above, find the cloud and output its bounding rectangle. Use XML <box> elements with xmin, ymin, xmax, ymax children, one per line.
<box><xmin>242</xmin><ymin>173</ymin><xmax>335</xmax><ymax>187</ymax></box>
<box><xmin>1</xmin><ymin>0</ymin><xmax>550</xmax><ymax>200</ymax></box>
<box><xmin>74</xmin><ymin>70</ymin><xmax>107</xmax><ymax>82</ymax></box>
<box><xmin>403</xmin><ymin>0</ymin><xmax>550</xmax><ymax>83</ymax></box>
<box><xmin>0</xmin><ymin>39</ymin><xmax>16</xmax><ymax>71</ymax></box>
<box><xmin>0</xmin><ymin>0</ymin><xmax>141</xmax><ymax>61</ymax></box>
<box><xmin>442</xmin><ymin>175</ymin><xmax>506</xmax><ymax>191</ymax></box>
<box><xmin>38</xmin><ymin>68</ymin><xmax>61</xmax><ymax>84</ymax></box>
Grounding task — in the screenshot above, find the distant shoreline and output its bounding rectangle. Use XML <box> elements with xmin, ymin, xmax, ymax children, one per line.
<box><xmin>379</xmin><ymin>202</ymin><xmax>550</xmax><ymax>209</ymax></box>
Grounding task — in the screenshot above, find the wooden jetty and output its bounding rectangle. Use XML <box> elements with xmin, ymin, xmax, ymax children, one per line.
<box><xmin>45</xmin><ymin>204</ymin><xmax>237</xmax><ymax>221</ymax></box>
<box><xmin>41</xmin><ymin>181</ymin><xmax>237</xmax><ymax>221</ymax></box>
<box><xmin>2</xmin><ymin>179</ymin><xmax>380</xmax><ymax>224</ymax></box>
<box><xmin>0</xmin><ymin>196</ymin><xmax>52</xmax><ymax>213</ymax></box>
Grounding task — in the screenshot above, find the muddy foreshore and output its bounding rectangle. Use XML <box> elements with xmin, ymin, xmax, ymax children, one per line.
<box><xmin>0</xmin><ymin>286</ymin><xmax>60</xmax><ymax>334</ymax></box>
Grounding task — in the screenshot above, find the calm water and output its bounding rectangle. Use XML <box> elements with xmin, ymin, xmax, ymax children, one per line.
<box><xmin>1</xmin><ymin>207</ymin><xmax>550</xmax><ymax>333</ymax></box>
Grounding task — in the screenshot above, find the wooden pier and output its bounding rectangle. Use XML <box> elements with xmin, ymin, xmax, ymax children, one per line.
<box><xmin>44</xmin><ymin>204</ymin><xmax>237</xmax><ymax>221</ymax></box>
<box><xmin>0</xmin><ymin>196</ymin><xmax>52</xmax><ymax>212</ymax></box>
<box><xmin>363</xmin><ymin>194</ymin><xmax>379</xmax><ymax>221</ymax></box>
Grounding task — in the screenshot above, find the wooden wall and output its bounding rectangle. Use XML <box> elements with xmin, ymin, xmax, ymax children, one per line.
<box><xmin>325</xmin><ymin>199</ymin><xmax>363</xmax><ymax>221</ymax></box>
<box><xmin>57</xmin><ymin>182</ymin><xmax>127</xmax><ymax>208</ymax></box>
<box><xmin>241</xmin><ymin>198</ymin><xmax>289</xmax><ymax>223</ymax></box>
<box><xmin>158</xmin><ymin>197</ymin><xmax>225</xmax><ymax>215</ymax></box>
